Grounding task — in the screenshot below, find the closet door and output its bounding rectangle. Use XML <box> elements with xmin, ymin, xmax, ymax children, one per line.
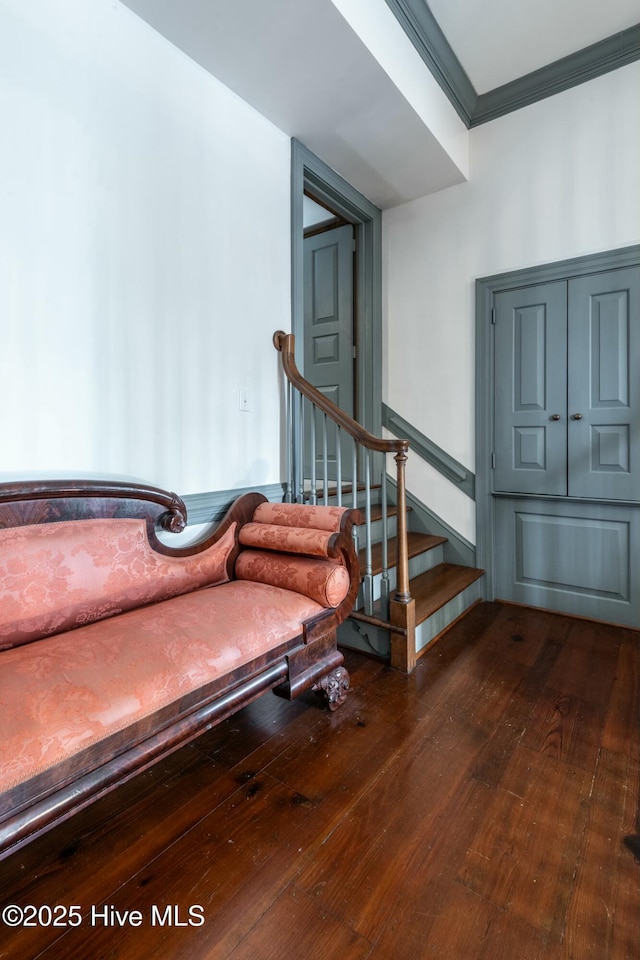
<box><xmin>568</xmin><ymin>267</ymin><xmax>640</xmax><ymax>500</ymax></box>
<box><xmin>493</xmin><ymin>281</ymin><xmax>567</xmax><ymax>495</ymax></box>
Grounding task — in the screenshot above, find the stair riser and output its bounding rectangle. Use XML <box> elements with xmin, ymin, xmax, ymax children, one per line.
<box><xmin>354</xmin><ymin>513</ymin><xmax>405</xmax><ymax>544</ymax></box>
<box><xmin>303</xmin><ymin>489</ymin><xmax>382</xmax><ymax>510</ymax></box>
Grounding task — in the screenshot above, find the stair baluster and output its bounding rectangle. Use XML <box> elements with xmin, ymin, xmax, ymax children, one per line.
<box><xmin>336</xmin><ymin>425</ymin><xmax>342</xmax><ymax>506</ymax></box>
<box><xmin>308</xmin><ymin>398</ymin><xmax>316</xmax><ymax>504</ymax></box>
<box><xmin>363</xmin><ymin>449</ymin><xmax>374</xmax><ymax>616</ymax></box>
<box><xmin>380</xmin><ymin>466</ymin><xmax>390</xmax><ymax>619</ymax></box>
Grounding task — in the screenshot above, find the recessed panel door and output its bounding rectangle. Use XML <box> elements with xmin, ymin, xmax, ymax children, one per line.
<box><xmin>493</xmin><ymin>281</ymin><xmax>568</xmax><ymax>495</ymax></box>
<box><xmin>568</xmin><ymin>267</ymin><xmax>640</xmax><ymax>500</ymax></box>
<box><xmin>303</xmin><ymin>224</ymin><xmax>354</xmax><ymax>480</ymax></box>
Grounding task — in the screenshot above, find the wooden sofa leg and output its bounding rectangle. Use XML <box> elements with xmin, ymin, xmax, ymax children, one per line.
<box><xmin>313</xmin><ymin>665</ymin><xmax>350</xmax><ymax>711</ymax></box>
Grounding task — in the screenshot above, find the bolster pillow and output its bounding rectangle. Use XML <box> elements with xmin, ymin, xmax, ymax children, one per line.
<box><xmin>238</xmin><ymin>522</ymin><xmax>338</xmax><ymax>558</ymax></box>
<box><xmin>251</xmin><ymin>501</ymin><xmax>347</xmax><ymax>532</ymax></box>
<box><xmin>235</xmin><ymin>550</ymin><xmax>350</xmax><ymax>609</ymax></box>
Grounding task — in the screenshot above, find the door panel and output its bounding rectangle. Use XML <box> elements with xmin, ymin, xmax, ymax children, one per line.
<box><xmin>493</xmin><ymin>282</ymin><xmax>567</xmax><ymax>495</ymax></box>
<box><xmin>494</xmin><ymin>497</ymin><xmax>639</xmax><ymax>626</ymax></box>
<box><xmin>303</xmin><ymin>224</ymin><xmax>354</xmax><ymax>480</ymax></box>
<box><xmin>568</xmin><ymin>268</ymin><xmax>640</xmax><ymax>499</ymax></box>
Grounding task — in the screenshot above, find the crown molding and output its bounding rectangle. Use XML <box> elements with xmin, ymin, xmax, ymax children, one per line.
<box><xmin>472</xmin><ymin>23</ymin><xmax>640</xmax><ymax>126</ymax></box>
<box><xmin>385</xmin><ymin>0</ymin><xmax>640</xmax><ymax>128</ymax></box>
<box><xmin>384</xmin><ymin>0</ymin><xmax>476</xmax><ymax>125</ymax></box>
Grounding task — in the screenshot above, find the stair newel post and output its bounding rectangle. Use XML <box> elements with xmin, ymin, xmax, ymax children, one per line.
<box><xmin>393</xmin><ymin>446</ymin><xmax>410</xmax><ymax>602</ymax></box>
<box><xmin>390</xmin><ymin>445</ymin><xmax>416</xmax><ymax>673</ymax></box>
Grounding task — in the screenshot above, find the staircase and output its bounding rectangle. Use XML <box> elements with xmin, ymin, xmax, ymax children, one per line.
<box><xmin>273</xmin><ymin>330</ymin><xmax>484</xmax><ymax>672</ymax></box>
<box><xmin>316</xmin><ymin>486</ymin><xmax>484</xmax><ymax>663</ymax></box>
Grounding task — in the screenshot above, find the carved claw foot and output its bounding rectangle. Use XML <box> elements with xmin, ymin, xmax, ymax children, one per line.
<box><xmin>313</xmin><ymin>665</ymin><xmax>350</xmax><ymax>711</ymax></box>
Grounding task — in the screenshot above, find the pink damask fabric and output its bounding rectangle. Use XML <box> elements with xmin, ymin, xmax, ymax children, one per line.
<box><xmin>238</xmin><ymin>522</ymin><xmax>337</xmax><ymax>558</ymax></box>
<box><xmin>0</xmin><ymin>519</ymin><xmax>236</xmax><ymax>650</ymax></box>
<box><xmin>0</xmin><ymin>580</ymin><xmax>323</xmax><ymax>792</ymax></box>
<box><xmin>252</xmin><ymin>501</ymin><xmax>347</xmax><ymax>532</ymax></box>
<box><xmin>235</xmin><ymin>549</ymin><xmax>350</xmax><ymax>608</ymax></box>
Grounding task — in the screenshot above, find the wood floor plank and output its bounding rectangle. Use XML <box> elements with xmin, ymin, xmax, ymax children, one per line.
<box><xmin>293</xmin><ymin>720</ymin><xmax>489</xmax><ymax>943</ymax></box>
<box><xmin>459</xmin><ymin>746</ymin><xmax>593</xmax><ymax>942</ymax></box>
<box><xmin>371</xmin><ymin>882</ymin><xmax>553</xmax><ymax>960</ymax></box>
<box><xmin>608</xmin><ymin>839</ymin><xmax>640</xmax><ymax>960</ymax></box>
<box><xmin>0</xmin><ymin>751</ymin><xmax>241</xmax><ymax>959</ymax></box>
<box><xmin>602</xmin><ymin>637</ymin><xmax>640</xmax><ymax>757</ymax></box>
<box><xmin>561</xmin><ymin>747</ymin><xmax>632</xmax><ymax>960</ymax></box>
<box><xmin>546</xmin><ymin>618</ymin><xmax>621</xmax><ymax>705</ymax></box>
<box><xmin>34</xmin><ymin>774</ymin><xmax>323</xmax><ymax>960</ymax></box>
<box><xmin>357</xmin><ymin>779</ymin><xmax>497</xmax><ymax>959</ymax></box>
<box><xmin>521</xmin><ymin>685</ymin><xmax>605</xmax><ymax>773</ymax></box>
<box><xmin>484</xmin><ymin>603</ymin><xmax>574</xmax><ymax>669</ymax></box>
<box><xmin>226</xmin><ymin>887</ymin><xmax>373</xmax><ymax>960</ymax></box>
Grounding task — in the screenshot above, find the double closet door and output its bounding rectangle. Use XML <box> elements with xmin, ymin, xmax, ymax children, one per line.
<box><xmin>492</xmin><ymin>265</ymin><xmax>640</xmax><ymax>627</ymax></box>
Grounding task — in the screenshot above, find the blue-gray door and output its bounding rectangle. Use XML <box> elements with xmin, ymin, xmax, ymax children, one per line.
<box><xmin>303</xmin><ymin>224</ymin><xmax>354</xmax><ymax>480</ymax></box>
<box><xmin>494</xmin><ymin>268</ymin><xmax>640</xmax><ymax>500</ymax></box>
<box><xmin>493</xmin><ymin>265</ymin><xmax>640</xmax><ymax>626</ymax></box>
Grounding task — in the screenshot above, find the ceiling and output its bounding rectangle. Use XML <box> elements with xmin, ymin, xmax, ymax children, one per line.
<box><xmin>120</xmin><ymin>0</ymin><xmax>639</xmax><ymax>208</ymax></box>
<box><xmin>428</xmin><ymin>0</ymin><xmax>640</xmax><ymax>94</ymax></box>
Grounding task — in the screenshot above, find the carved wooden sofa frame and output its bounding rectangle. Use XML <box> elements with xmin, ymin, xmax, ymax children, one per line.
<box><xmin>0</xmin><ymin>480</ymin><xmax>362</xmax><ymax>862</ymax></box>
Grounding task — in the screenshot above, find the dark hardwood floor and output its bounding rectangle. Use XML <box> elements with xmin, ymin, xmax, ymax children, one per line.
<box><xmin>1</xmin><ymin>601</ymin><xmax>638</xmax><ymax>959</ymax></box>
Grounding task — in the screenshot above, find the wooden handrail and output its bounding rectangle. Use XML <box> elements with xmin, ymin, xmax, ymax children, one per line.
<box><xmin>273</xmin><ymin>331</ymin><xmax>408</xmax><ymax>457</ymax></box>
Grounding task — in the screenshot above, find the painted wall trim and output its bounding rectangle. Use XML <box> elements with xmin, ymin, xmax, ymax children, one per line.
<box><xmin>472</xmin><ymin>24</ymin><xmax>640</xmax><ymax>126</ymax></box>
<box><xmin>385</xmin><ymin>0</ymin><xmax>640</xmax><ymax>128</ymax></box>
<box><xmin>291</xmin><ymin>139</ymin><xmax>383</xmax><ymax>438</ymax></box>
<box><xmin>475</xmin><ymin>244</ymin><xmax>640</xmax><ymax>600</ymax></box>
<box><xmin>382</xmin><ymin>402</ymin><xmax>475</xmax><ymax>499</ymax></box>
<box><xmin>383</xmin><ymin>0</ymin><xmax>476</xmax><ymax>126</ymax></box>
<box><xmin>478</xmin><ymin>244</ymin><xmax>640</xmax><ymax>292</ymax></box>
<box><xmin>182</xmin><ymin>483</ymin><xmax>285</xmax><ymax>525</ymax></box>
<box><xmin>387</xmin><ymin>477</ymin><xmax>476</xmax><ymax>568</ymax></box>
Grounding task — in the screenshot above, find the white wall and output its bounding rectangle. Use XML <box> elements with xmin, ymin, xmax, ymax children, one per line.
<box><xmin>329</xmin><ymin>0</ymin><xmax>468</xmax><ymax>180</ymax></box>
<box><xmin>0</xmin><ymin>0</ymin><xmax>291</xmax><ymax>495</ymax></box>
<box><xmin>383</xmin><ymin>62</ymin><xmax>640</xmax><ymax>543</ymax></box>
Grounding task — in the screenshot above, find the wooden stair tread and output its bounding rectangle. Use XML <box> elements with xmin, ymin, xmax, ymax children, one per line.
<box><xmin>398</xmin><ymin>563</ymin><xmax>484</xmax><ymax>625</ymax></box>
<box><xmin>359</xmin><ymin>532</ymin><xmax>446</xmax><ymax>576</ymax></box>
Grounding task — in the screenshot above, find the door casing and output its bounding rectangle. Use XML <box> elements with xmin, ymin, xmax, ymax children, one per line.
<box><xmin>291</xmin><ymin>139</ymin><xmax>382</xmax><ymax>438</ymax></box>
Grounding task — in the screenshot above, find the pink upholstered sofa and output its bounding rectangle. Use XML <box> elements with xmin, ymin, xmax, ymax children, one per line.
<box><xmin>0</xmin><ymin>480</ymin><xmax>361</xmax><ymax>862</ymax></box>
